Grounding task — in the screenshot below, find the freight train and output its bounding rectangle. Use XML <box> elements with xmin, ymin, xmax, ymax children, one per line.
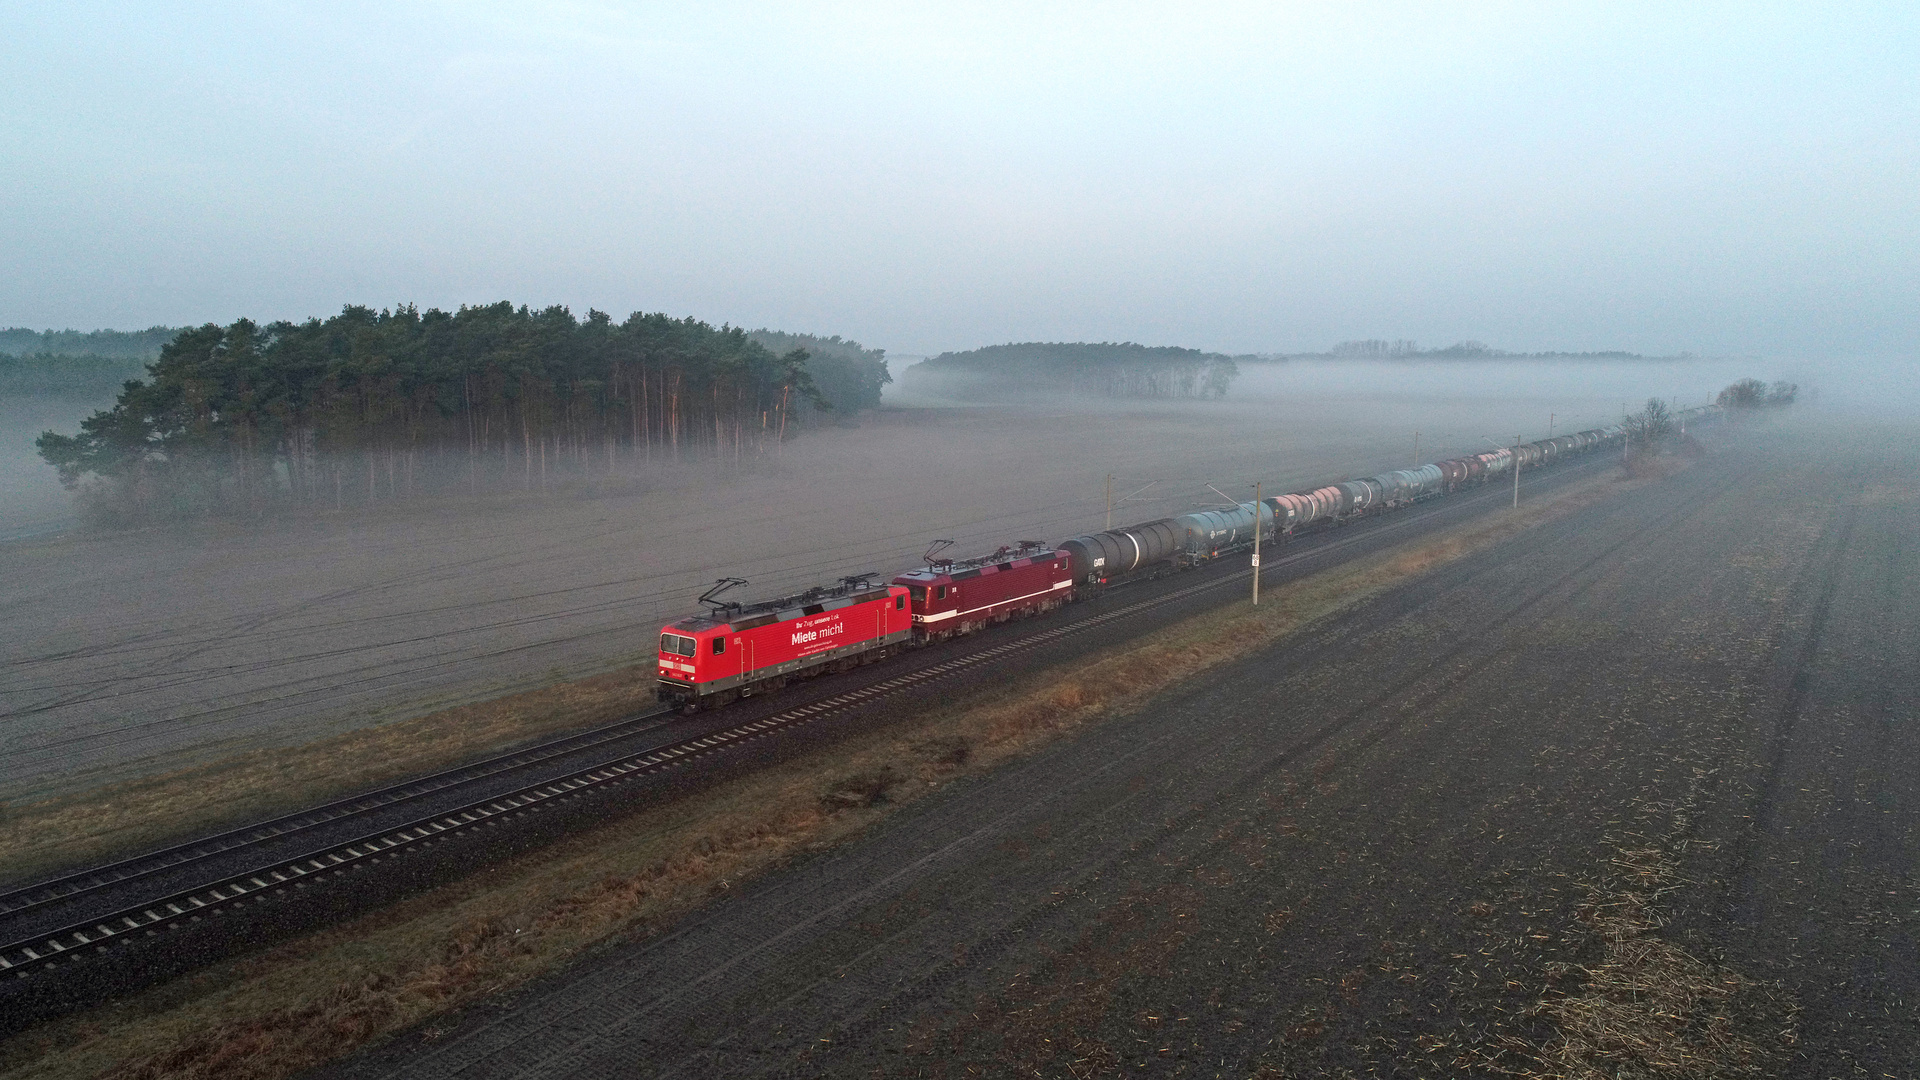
<box><xmin>657</xmin><ymin>414</ymin><xmax>1704</xmax><ymax>710</ymax></box>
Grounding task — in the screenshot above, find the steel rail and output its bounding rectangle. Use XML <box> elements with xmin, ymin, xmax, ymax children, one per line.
<box><xmin>0</xmin><ymin>705</ymin><xmax>681</xmax><ymax>924</ymax></box>
<box><xmin>0</xmin><ymin>448</ymin><xmax>1621</xmax><ymax>982</ymax></box>
<box><xmin>0</xmin><ymin>567</ymin><xmax>1244</xmax><ymax>979</ymax></box>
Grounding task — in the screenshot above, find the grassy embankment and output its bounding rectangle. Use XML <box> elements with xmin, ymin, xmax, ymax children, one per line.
<box><xmin>0</xmin><ymin>461</ymin><xmax>1678</xmax><ymax>1080</ymax></box>
<box><xmin>0</xmin><ymin>670</ymin><xmax>663</xmax><ymax>886</ymax></box>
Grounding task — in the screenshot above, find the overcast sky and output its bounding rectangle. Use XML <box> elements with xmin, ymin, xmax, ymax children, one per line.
<box><xmin>2</xmin><ymin>2</ymin><xmax>1915</xmax><ymax>357</ymax></box>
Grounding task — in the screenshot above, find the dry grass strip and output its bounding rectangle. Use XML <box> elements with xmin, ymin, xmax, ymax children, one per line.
<box><xmin>0</xmin><ymin>669</ymin><xmax>661</xmax><ymax>885</ymax></box>
<box><xmin>1521</xmin><ymin>773</ymin><xmax>1798</xmax><ymax>1079</ymax></box>
<box><xmin>0</xmin><ymin>465</ymin><xmax>1664</xmax><ymax>1080</ymax></box>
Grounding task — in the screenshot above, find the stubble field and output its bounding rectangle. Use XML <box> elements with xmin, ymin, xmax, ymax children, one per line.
<box><xmin>311</xmin><ymin>417</ymin><xmax>1918</xmax><ymax>1078</ymax></box>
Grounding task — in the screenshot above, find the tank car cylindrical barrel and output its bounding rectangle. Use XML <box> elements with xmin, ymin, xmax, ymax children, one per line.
<box><xmin>1311</xmin><ymin>484</ymin><xmax>1350</xmax><ymax>518</ymax></box>
<box><xmin>1336</xmin><ymin>480</ymin><xmax>1377</xmax><ymax>513</ymax></box>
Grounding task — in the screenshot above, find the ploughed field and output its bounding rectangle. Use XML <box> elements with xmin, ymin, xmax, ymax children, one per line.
<box><xmin>0</xmin><ymin>360</ymin><xmax>1733</xmax><ymax>802</ymax></box>
<box><xmin>321</xmin><ymin>420</ymin><xmax>1918</xmax><ymax>1078</ymax></box>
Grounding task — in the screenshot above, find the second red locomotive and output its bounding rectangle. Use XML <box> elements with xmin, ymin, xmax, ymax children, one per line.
<box><xmin>889</xmin><ymin>541</ymin><xmax>1075</xmax><ymax>640</ymax></box>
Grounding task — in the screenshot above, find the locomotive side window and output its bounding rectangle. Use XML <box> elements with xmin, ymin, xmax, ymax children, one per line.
<box><xmin>711</xmin><ymin>637</ymin><xmax>726</xmax><ymax>655</ymax></box>
<box><xmin>661</xmin><ymin>633</ymin><xmax>696</xmax><ymax>657</ymax></box>
<box><xmin>895</xmin><ymin>595</ymin><xmax>905</xmax><ymax>610</ymax></box>
<box><xmin>936</xmin><ymin>586</ymin><xmax>947</xmax><ymax>600</ymax></box>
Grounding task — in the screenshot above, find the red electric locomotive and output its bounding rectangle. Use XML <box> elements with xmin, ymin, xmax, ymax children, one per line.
<box><xmin>891</xmin><ymin>541</ymin><xmax>1075</xmax><ymax>641</ymax></box>
<box><xmin>657</xmin><ymin>576</ymin><xmax>911</xmax><ymax>710</ymax></box>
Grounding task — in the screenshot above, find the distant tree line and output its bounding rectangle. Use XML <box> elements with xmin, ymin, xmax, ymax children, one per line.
<box><xmin>0</xmin><ymin>326</ymin><xmax>177</xmax><ymax>362</ymax></box>
<box><xmin>906</xmin><ymin>342</ymin><xmax>1239</xmax><ymax>400</ymax></box>
<box><xmin>1330</xmin><ymin>339</ymin><xmax>1428</xmax><ymax>358</ymax></box>
<box><xmin>0</xmin><ymin>326</ymin><xmax>177</xmax><ymax>398</ymax></box>
<box><xmin>0</xmin><ymin>352</ymin><xmax>154</xmax><ymax>397</ymax></box>
<box><xmin>1625</xmin><ymin>379</ymin><xmax>1796</xmax><ymax>456</ymax></box>
<box><xmin>1324</xmin><ymin>339</ymin><xmax>1655</xmax><ymax>361</ymax></box>
<box><xmin>745</xmin><ymin>330</ymin><xmax>891</xmax><ymax>423</ymax></box>
<box><xmin>1716</xmin><ymin>378</ymin><xmax>1798</xmax><ymax>410</ymax></box>
<box><xmin>36</xmin><ymin>304</ymin><xmax>891</xmax><ymax>523</ymax></box>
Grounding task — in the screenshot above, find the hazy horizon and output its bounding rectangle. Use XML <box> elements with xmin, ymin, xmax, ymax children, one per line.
<box><xmin>3</xmin><ymin>3</ymin><xmax>1917</xmax><ymax>362</ymax></box>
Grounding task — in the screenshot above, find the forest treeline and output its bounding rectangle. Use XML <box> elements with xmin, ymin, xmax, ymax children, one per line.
<box><xmin>35</xmin><ymin>303</ymin><xmax>890</xmax><ymax>523</ymax></box>
<box><xmin>904</xmin><ymin>342</ymin><xmax>1240</xmax><ymax>400</ymax></box>
<box><xmin>744</xmin><ymin>329</ymin><xmax>891</xmax><ymax>417</ymax></box>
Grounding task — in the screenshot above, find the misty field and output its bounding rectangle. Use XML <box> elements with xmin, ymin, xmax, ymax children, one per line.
<box><xmin>293</xmin><ymin>416</ymin><xmax>1915</xmax><ymax>1080</ymax></box>
<box><xmin>0</xmin><ymin>396</ymin><xmax>97</xmax><ymax>542</ymax></box>
<box><xmin>0</xmin><ymin>359</ymin><xmax>1762</xmax><ymax>803</ymax></box>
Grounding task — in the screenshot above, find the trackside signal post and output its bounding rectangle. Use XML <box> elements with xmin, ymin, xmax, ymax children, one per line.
<box><xmin>1251</xmin><ymin>480</ymin><xmax>1262</xmax><ymax>606</ymax></box>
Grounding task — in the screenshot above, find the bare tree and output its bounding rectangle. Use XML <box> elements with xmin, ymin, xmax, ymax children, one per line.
<box><xmin>1626</xmin><ymin>397</ymin><xmax>1675</xmax><ymax>450</ymax></box>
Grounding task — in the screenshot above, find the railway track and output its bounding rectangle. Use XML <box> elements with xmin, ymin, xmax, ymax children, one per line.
<box><xmin>0</xmin><ymin>450</ymin><xmax>1621</xmax><ymax>987</ymax></box>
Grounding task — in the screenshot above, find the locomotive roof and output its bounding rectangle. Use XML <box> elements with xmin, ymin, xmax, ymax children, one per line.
<box><xmin>895</xmin><ymin>548</ymin><xmax>1058</xmax><ymax>583</ymax></box>
<box><xmin>670</xmin><ymin>579</ymin><xmax>896</xmax><ymax>634</ymax></box>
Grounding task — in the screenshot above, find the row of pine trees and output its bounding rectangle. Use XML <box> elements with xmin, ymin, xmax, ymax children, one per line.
<box><xmin>36</xmin><ymin>303</ymin><xmax>887</xmax><ymax>520</ymax></box>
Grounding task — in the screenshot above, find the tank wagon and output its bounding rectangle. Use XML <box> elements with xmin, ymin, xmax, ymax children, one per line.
<box><xmin>891</xmin><ymin>541</ymin><xmax>1074</xmax><ymax>640</ymax></box>
<box><xmin>1269</xmin><ymin>487</ymin><xmax>1340</xmax><ymax>533</ymax></box>
<box><xmin>657</xmin><ymin>577</ymin><xmax>911</xmax><ymax>710</ymax></box>
<box><xmin>1058</xmin><ymin>500</ymin><xmax>1274</xmax><ymax>588</ymax></box>
<box><xmin>1176</xmin><ymin>501</ymin><xmax>1275</xmax><ymax>558</ymax></box>
<box><xmin>1371</xmin><ymin>464</ymin><xmax>1444</xmax><ymax>507</ymax></box>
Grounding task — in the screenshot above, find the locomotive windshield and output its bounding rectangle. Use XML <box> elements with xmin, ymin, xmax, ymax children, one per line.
<box><xmin>660</xmin><ymin>633</ymin><xmax>697</xmax><ymax>657</ymax></box>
